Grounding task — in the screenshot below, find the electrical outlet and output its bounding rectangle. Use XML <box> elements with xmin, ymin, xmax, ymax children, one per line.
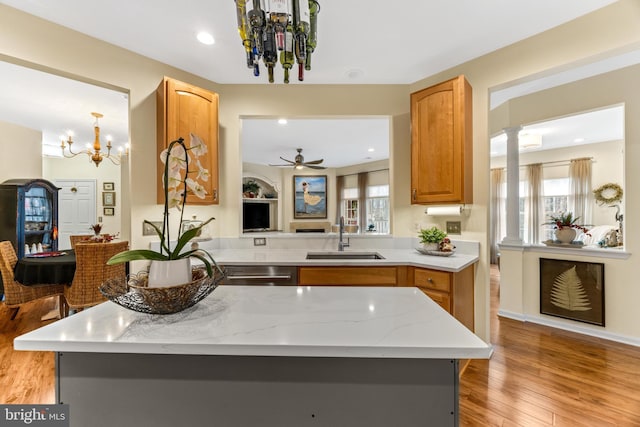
<box><xmin>446</xmin><ymin>221</ymin><xmax>462</xmax><ymax>235</ymax></box>
<box><xmin>98</xmin><ymin>216</ymin><xmax>103</xmax><ymax>223</ymax></box>
<box><xmin>143</xmin><ymin>221</ymin><xmax>163</xmax><ymax>236</ymax></box>
<box><xmin>254</xmin><ymin>237</ymin><xmax>266</xmax><ymax>246</ymax></box>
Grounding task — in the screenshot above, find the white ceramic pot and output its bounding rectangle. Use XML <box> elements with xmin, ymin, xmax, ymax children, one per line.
<box><xmin>422</xmin><ymin>242</ymin><xmax>440</xmax><ymax>252</ymax></box>
<box><xmin>148</xmin><ymin>258</ymin><xmax>191</xmax><ymax>288</ymax></box>
<box><xmin>554</xmin><ymin>228</ymin><xmax>577</xmax><ymax>244</ymax></box>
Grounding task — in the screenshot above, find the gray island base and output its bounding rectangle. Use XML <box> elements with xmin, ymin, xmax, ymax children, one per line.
<box><xmin>17</xmin><ymin>286</ymin><xmax>492</xmax><ymax>427</ymax></box>
<box><xmin>59</xmin><ymin>353</ymin><xmax>458</xmax><ymax>426</ymax></box>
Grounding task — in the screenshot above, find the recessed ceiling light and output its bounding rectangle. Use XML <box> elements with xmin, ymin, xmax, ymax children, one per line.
<box><xmin>368</xmin><ymin>148</ymin><xmax>375</xmax><ymax>152</ymax></box>
<box><xmin>278</xmin><ymin>118</ymin><xmax>287</xmax><ymax>125</ymax></box>
<box><xmin>197</xmin><ymin>32</ymin><xmax>215</xmax><ymax>45</ymax></box>
<box><xmin>345</xmin><ymin>68</ymin><xmax>364</xmax><ymax>79</ymax></box>
<box><xmin>574</xmin><ymin>137</ymin><xmax>585</xmax><ymax>143</ymax></box>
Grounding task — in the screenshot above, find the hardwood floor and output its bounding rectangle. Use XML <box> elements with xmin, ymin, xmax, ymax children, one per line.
<box><xmin>459</xmin><ymin>266</ymin><xmax>640</xmax><ymax>426</ymax></box>
<box><xmin>2</xmin><ymin>268</ymin><xmax>640</xmax><ymax>425</ymax></box>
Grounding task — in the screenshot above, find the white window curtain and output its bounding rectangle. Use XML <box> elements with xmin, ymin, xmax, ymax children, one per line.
<box><xmin>490</xmin><ymin>168</ymin><xmax>505</xmax><ymax>265</ymax></box>
<box><xmin>525</xmin><ymin>163</ymin><xmax>543</xmax><ymax>244</ymax></box>
<box><xmin>568</xmin><ymin>158</ymin><xmax>593</xmax><ymax>226</ymax></box>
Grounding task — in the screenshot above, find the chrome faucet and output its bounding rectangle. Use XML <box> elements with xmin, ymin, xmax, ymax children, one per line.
<box><xmin>338</xmin><ymin>216</ymin><xmax>350</xmax><ymax>251</ymax></box>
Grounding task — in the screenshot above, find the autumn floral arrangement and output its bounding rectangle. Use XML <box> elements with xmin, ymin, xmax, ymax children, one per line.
<box><xmin>107</xmin><ymin>133</ymin><xmax>221</xmax><ymax>277</ymax></box>
<box><xmin>82</xmin><ymin>223</ymin><xmax>119</xmax><ymax>243</ymax></box>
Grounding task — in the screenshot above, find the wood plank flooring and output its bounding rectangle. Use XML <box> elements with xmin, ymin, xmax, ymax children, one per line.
<box><xmin>2</xmin><ymin>266</ymin><xmax>640</xmax><ymax>425</ymax></box>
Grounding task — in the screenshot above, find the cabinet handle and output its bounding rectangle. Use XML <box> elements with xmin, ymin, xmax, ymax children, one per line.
<box><xmin>412</xmin><ymin>189</ymin><xmax>416</xmax><ymax>200</ymax></box>
<box><xmin>427</xmin><ymin>277</ymin><xmax>433</xmax><ymax>283</ymax></box>
<box><xmin>213</xmin><ymin>189</ymin><xmax>218</xmax><ymax>201</ymax></box>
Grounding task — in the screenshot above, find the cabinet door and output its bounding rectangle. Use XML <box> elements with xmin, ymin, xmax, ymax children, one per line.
<box><xmin>157</xmin><ymin>77</ymin><xmax>219</xmax><ymax>205</ymax></box>
<box><xmin>410</xmin><ymin>75</ymin><xmax>472</xmax><ymax>204</ymax></box>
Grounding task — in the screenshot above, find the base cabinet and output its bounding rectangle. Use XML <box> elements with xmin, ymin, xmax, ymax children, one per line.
<box><xmin>405</xmin><ymin>265</ymin><xmax>475</xmax><ymax>332</ymax></box>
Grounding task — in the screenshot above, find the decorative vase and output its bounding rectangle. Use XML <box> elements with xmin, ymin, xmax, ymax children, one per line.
<box><xmin>422</xmin><ymin>242</ymin><xmax>440</xmax><ymax>252</ymax></box>
<box><xmin>148</xmin><ymin>258</ymin><xmax>191</xmax><ymax>288</ymax></box>
<box><xmin>554</xmin><ymin>228</ymin><xmax>576</xmax><ymax>244</ymax></box>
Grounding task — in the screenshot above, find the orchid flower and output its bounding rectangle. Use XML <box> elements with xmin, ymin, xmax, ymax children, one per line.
<box><xmin>186</xmin><ymin>178</ymin><xmax>207</xmax><ymax>199</ymax></box>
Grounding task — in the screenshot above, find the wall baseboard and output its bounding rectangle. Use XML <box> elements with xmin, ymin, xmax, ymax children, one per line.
<box><xmin>498</xmin><ymin>309</ymin><xmax>640</xmax><ymax>348</ymax></box>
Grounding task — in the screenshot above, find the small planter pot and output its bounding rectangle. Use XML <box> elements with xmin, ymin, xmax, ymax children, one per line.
<box><xmin>554</xmin><ymin>228</ymin><xmax>577</xmax><ymax>244</ymax></box>
<box><xmin>421</xmin><ymin>242</ymin><xmax>440</xmax><ymax>252</ymax></box>
<box><xmin>148</xmin><ymin>258</ymin><xmax>191</xmax><ymax>288</ymax></box>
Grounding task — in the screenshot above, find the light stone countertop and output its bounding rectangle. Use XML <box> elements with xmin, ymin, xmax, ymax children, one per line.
<box><xmin>205</xmin><ymin>248</ymin><xmax>478</xmax><ymax>272</ymax></box>
<box><xmin>15</xmin><ymin>285</ymin><xmax>492</xmax><ymax>359</ymax></box>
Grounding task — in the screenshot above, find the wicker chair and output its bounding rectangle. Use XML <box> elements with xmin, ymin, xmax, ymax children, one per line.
<box><xmin>64</xmin><ymin>240</ymin><xmax>128</xmax><ymax>314</ymax></box>
<box><xmin>0</xmin><ymin>241</ymin><xmax>65</xmax><ymax>320</ymax></box>
<box><xmin>69</xmin><ymin>235</ymin><xmax>93</xmax><ymax>249</ymax></box>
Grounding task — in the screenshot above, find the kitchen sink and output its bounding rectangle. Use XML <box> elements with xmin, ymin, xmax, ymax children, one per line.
<box><xmin>305</xmin><ymin>251</ymin><xmax>385</xmax><ymax>260</ymax></box>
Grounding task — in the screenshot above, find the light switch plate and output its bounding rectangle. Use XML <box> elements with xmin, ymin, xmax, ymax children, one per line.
<box><xmin>253</xmin><ymin>237</ymin><xmax>266</xmax><ymax>246</ymax></box>
<box><xmin>446</xmin><ymin>221</ymin><xmax>462</xmax><ymax>235</ymax></box>
<box><xmin>143</xmin><ymin>221</ymin><xmax>163</xmax><ymax>236</ymax></box>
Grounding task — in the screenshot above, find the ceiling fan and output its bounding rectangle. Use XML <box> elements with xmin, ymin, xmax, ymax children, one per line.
<box><xmin>269</xmin><ymin>148</ymin><xmax>326</xmax><ymax>169</ymax></box>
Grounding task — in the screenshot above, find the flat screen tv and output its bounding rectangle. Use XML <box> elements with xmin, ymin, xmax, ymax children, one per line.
<box><xmin>243</xmin><ymin>202</ymin><xmax>270</xmax><ymax>231</ymax></box>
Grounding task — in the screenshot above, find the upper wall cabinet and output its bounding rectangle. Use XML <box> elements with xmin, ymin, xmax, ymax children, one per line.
<box><xmin>157</xmin><ymin>77</ymin><xmax>219</xmax><ymax>205</ymax></box>
<box><xmin>410</xmin><ymin>75</ymin><xmax>472</xmax><ymax>205</ymax></box>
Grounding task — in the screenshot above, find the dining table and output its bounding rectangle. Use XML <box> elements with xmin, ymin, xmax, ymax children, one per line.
<box><xmin>14</xmin><ymin>250</ymin><xmax>76</xmax><ymax>286</ymax></box>
<box><xmin>13</xmin><ymin>250</ymin><xmax>76</xmax><ymax>320</ymax></box>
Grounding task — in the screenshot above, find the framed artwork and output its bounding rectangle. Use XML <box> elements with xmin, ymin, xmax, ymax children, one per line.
<box><xmin>540</xmin><ymin>258</ymin><xmax>605</xmax><ymax>326</ymax></box>
<box><xmin>102</xmin><ymin>191</ymin><xmax>116</xmax><ymax>207</ymax></box>
<box><xmin>103</xmin><ymin>207</ymin><xmax>115</xmax><ymax>216</ymax></box>
<box><xmin>103</xmin><ymin>182</ymin><xmax>115</xmax><ymax>191</ymax></box>
<box><xmin>293</xmin><ymin>175</ymin><xmax>327</xmax><ymax>219</ymax></box>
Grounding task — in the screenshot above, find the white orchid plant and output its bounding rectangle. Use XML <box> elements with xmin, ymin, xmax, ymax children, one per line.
<box><xmin>108</xmin><ymin>133</ymin><xmax>221</xmax><ymax>278</ymax></box>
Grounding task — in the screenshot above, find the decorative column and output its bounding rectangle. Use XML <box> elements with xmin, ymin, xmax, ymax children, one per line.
<box><xmin>501</xmin><ymin>126</ymin><xmax>523</xmax><ymax>245</ymax></box>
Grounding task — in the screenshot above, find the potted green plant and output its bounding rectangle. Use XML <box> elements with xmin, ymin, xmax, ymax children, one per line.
<box><xmin>543</xmin><ymin>211</ymin><xmax>589</xmax><ymax>243</ymax></box>
<box><xmin>418</xmin><ymin>226</ymin><xmax>447</xmax><ymax>251</ymax></box>
<box><xmin>242</xmin><ymin>180</ymin><xmax>260</xmax><ymax>198</ymax></box>
<box><xmin>107</xmin><ymin>133</ymin><xmax>222</xmax><ymax>286</ymax></box>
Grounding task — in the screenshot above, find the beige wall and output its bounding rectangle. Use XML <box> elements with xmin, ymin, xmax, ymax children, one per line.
<box><xmin>408</xmin><ymin>0</ymin><xmax>639</xmax><ymax>343</ymax></box>
<box><xmin>2</xmin><ymin>1</ymin><xmax>640</xmax><ymax>343</ymax></box>
<box><xmin>0</xmin><ymin>120</ymin><xmax>42</xmax><ymax>181</ymax></box>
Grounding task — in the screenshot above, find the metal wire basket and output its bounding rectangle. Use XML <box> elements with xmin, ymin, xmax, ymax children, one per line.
<box><xmin>100</xmin><ymin>266</ymin><xmax>225</xmax><ymax>314</ymax></box>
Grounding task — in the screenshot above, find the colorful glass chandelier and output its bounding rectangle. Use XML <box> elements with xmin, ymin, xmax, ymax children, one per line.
<box><xmin>234</xmin><ymin>0</ymin><xmax>320</xmax><ymax>83</ymax></box>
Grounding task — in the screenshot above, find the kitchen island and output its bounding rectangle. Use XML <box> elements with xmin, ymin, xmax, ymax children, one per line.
<box><xmin>16</xmin><ymin>285</ymin><xmax>491</xmax><ymax>426</ymax></box>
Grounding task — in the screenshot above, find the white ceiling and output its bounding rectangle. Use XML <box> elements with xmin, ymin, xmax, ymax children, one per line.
<box><xmin>1</xmin><ymin>0</ymin><xmax>615</xmax><ymax>85</ymax></box>
<box><xmin>0</xmin><ymin>0</ymin><xmax>627</xmax><ymax>165</ymax></box>
<box><xmin>490</xmin><ymin>105</ymin><xmax>625</xmax><ymax>158</ymax></box>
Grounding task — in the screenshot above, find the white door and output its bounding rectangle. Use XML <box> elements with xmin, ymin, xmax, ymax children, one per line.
<box><xmin>56</xmin><ymin>180</ymin><xmax>97</xmax><ymax>249</ymax></box>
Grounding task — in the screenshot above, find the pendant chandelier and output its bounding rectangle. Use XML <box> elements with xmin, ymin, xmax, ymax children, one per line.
<box><xmin>234</xmin><ymin>0</ymin><xmax>320</xmax><ymax>84</ymax></box>
<box><xmin>60</xmin><ymin>112</ymin><xmax>129</xmax><ymax>167</ymax></box>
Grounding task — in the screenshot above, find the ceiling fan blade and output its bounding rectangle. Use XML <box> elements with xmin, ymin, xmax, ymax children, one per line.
<box><xmin>304</xmin><ymin>164</ymin><xmax>326</xmax><ymax>170</ymax></box>
<box><xmin>303</xmin><ymin>158</ymin><xmax>324</xmax><ymax>165</ymax></box>
<box><xmin>279</xmin><ymin>157</ymin><xmax>295</xmax><ymax>164</ymax></box>
<box><xmin>268</xmin><ymin>163</ymin><xmax>295</xmax><ymax>167</ymax></box>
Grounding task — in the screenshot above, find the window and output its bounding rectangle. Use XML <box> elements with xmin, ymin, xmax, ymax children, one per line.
<box><xmin>366</xmin><ymin>185</ymin><xmax>389</xmax><ymax>233</ymax></box>
<box><xmin>339</xmin><ymin>177</ymin><xmax>390</xmax><ymax>234</ymax></box>
<box><xmin>542</xmin><ymin>178</ymin><xmax>569</xmax><ymax>241</ymax></box>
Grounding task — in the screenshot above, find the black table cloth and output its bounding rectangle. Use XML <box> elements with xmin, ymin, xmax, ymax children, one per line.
<box><xmin>14</xmin><ymin>250</ymin><xmax>76</xmax><ymax>286</ymax></box>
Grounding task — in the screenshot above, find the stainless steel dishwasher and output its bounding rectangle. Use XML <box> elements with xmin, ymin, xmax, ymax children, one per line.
<box><xmin>221</xmin><ymin>265</ymin><xmax>298</xmax><ymax>286</ymax></box>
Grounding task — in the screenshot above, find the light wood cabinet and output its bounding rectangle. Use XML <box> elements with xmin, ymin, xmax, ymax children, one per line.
<box><xmin>405</xmin><ymin>265</ymin><xmax>474</xmax><ymax>332</ymax></box>
<box><xmin>157</xmin><ymin>77</ymin><xmax>219</xmax><ymax>205</ymax></box>
<box><xmin>410</xmin><ymin>75</ymin><xmax>472</xmax><ymax>205</ymax></box>
<box><xmin>298</xmin><ymin>266</ymin><xmax>407</xmax><ymax>287</ymax></box>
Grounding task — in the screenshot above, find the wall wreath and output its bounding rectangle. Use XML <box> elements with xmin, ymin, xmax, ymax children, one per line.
<box><xmin>593</xmin><ymin>182</ymin><xmax>623</xmax><ymax>205</ymax></box>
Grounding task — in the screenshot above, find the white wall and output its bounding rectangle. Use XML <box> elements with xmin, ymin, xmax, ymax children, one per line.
<box><xmin>0</xmin><ymin>120</ymin><xmax>42</xmax><ymax>182</ymax></box>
